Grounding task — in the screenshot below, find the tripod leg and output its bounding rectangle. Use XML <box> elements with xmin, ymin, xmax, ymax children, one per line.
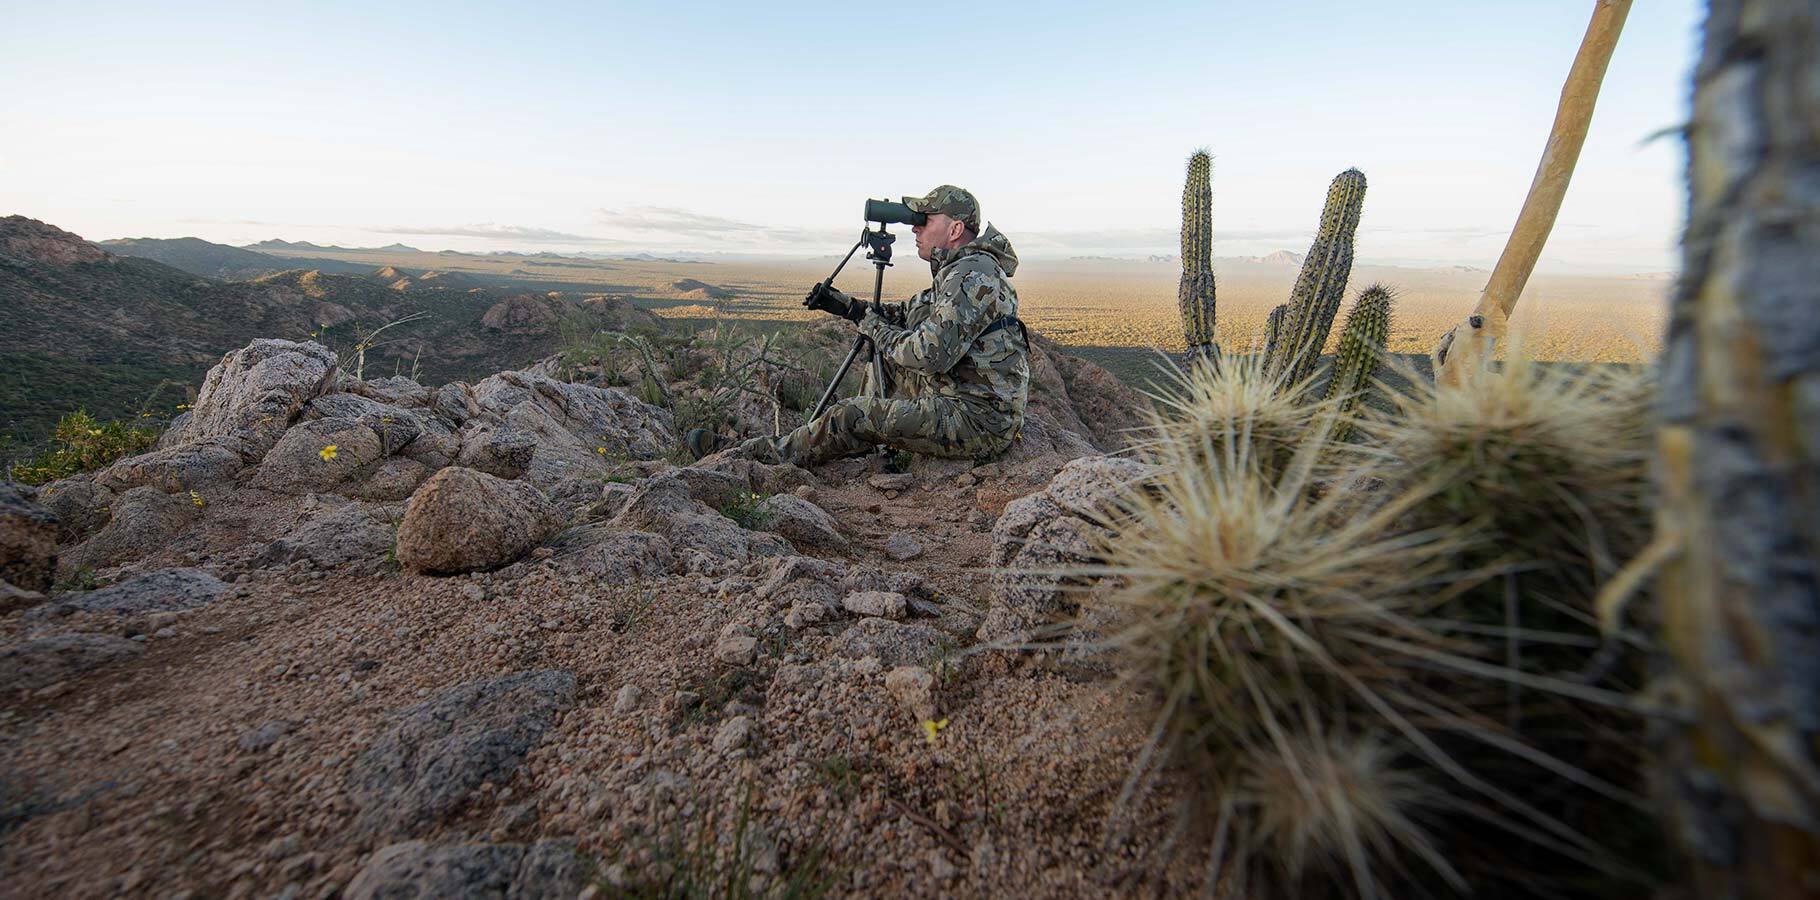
<box><xmin>810</xmin><ymin>335</ymin><xmax>870</xmax><ymax>420</ymax></box>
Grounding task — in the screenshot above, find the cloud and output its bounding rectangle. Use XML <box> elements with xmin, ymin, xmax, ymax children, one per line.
<box><xmin>367</xmin><ymin>223</ymin><xmax>620</xmax><ymax>244</ymax></box>
<box><xmin>597</xmin><ymin>206</ymin><xmax>769</xmax><ymax>236</ymax></box>
<box><xmin>178</xmin><ymin>217</ymin><xmax>283</xmax><ymax>226</ymax></box>
<box><xmin>596</xmin><ymin>206</ymin><xmax>838</xmax><ymax>246</ymax></box>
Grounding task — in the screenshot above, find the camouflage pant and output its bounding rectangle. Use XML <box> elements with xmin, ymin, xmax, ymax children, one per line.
<box><xmin>749</xmin><ymin>394</ymin><xmax>1015</xmax><ymax>468</ymax></box>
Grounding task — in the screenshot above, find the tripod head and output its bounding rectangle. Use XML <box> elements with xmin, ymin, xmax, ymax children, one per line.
<box><xmin>863</xmin><ymin>224</ymin><xmax>895</xmax><ymax>268</ymax></box>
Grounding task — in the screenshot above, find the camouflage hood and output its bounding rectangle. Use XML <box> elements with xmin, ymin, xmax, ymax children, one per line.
<box><xmin>930</xmin><ymin>223</ymin><xmax>1018</xmax><ymax>279</ymax></box>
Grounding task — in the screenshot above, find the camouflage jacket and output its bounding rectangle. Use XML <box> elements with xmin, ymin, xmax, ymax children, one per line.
<box><xmin>856</xmin><ymin>224</ymin><xmax>1029</xmax><ymax>433</ymax></box>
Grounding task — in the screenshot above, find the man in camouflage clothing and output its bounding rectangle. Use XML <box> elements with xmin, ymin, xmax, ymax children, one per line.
<box><xmin>731</xmin><ymin>185</ymin><xmax>1029</xmax><ymax>467</ymax></box>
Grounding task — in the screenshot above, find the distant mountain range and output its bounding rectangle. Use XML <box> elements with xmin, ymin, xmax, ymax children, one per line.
<box><xmin>102</xmin><ymin>236</ymin><xmax>373</xmax><ymax>280</ymax></box>
<box><xmin>2</xmin><ymin>217</ymin><xmax>659</xmax><ymax>444</ymax></box>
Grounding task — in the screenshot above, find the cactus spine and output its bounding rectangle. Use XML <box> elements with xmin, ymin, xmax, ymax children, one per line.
<box><xmin>1322</xmin><ymin>284</ymin><xmax>1393</xmax><ymax>442</ymax></box>
<box><xmin>1178</xmin><ymin>151</ymin><xmax>1217</xmax><ymax>361</ymax></box>
<box><xmin>1269</xmin><ymin>168</ymin><xmax>1367</xmax><ymax>386</ymax></box>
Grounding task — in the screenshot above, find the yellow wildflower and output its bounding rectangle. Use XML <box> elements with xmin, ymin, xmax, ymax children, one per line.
<box><xmin>921</xmin><ymin>718</ymin><xmax>949</xmax><ymax>745</ymax></box>
<box><xmin>319</xmin><ymin>444</ymin><xmax>340</xmax><ymax>461</ymax></box>
<box><xmin>188</xmin><ymin>490</ymin><xmax>205</xmax><ymax>508</ymax></box>
<box><xmin>596</xmin><ymin>446</ymin><xmax>607</xmax><ymax>455</ymax></box>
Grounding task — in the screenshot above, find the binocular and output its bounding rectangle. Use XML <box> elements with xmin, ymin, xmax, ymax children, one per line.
<box><xmin>863</xmin><ymin>199</ymin><xmax>927</xmax><ymax>227</ymax></box>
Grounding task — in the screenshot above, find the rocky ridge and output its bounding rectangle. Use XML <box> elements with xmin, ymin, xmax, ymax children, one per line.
<box><xmin>0</xmin><ymin>335</ymin><xmax>1192</xmax><ymax>897</ymax></box>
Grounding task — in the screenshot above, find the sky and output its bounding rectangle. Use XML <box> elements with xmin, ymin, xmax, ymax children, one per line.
<box><xmin>1</xmin><ymin>1</ymin><xmax>1701</xmax><ymax>273</ymax></box>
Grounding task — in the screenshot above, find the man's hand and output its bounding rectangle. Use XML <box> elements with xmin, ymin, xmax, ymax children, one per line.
<box><xmin>802</xmin><ymin>282</ymin><xmax>863</xmax><ymax>322</ymax></box>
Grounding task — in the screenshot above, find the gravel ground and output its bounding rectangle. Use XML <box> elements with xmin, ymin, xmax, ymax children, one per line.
<box><xmin>2</xmin><ymin>462</ymin><xmax>1203</xmax><ymax>898</ymax></box>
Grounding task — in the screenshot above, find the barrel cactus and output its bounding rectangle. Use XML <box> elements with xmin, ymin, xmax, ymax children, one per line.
<box><xmin>1178</xmin><ymin>151</ymin><xmax>1218</xmax><ymax>361</ymax></box>
<box><xmin>1268</xmin><ymin>168</ymin><xmax>1367</xmax><ymax>385</ymax></box>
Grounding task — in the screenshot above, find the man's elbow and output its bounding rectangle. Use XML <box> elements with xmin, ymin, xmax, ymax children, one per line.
<box><xmin>894</xmin><ymin>345</ymin><xmax>961</xmax><ymax>373</ymax></box>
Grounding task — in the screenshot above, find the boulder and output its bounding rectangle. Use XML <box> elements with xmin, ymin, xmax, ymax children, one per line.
<box><xmin>400</xmin><ymin>416</ymin><xmax>461</xmax><ymax>471</ymax></box>
<box><xmin>0</xmin><ymin>634</ymin><xmax>143</xmax><ymax>692</ymax></box>
<box><xmin>61</xmin><ymin>486</ymin><xmax>200</xmax><ymax>572</ymax></box>
<box><xmin>395</xmin><ymin>468</ymin><xmax>558</xmax><ymax>575</ymax></box>
<box><xmin>344</xmin><ymin>839</ymin><xmax>584</xmax><ymax>900</ymax></box>
<box><xmin>611</xmin><ymin>475</ymin><xmax>789</xmax><ymax>564</ymax></box>
<box><xmin>978</xmin><ymin>456</ymin><xmax>1149</xmax><ymax>643</ymax></box>
<box><xmin>609</xmin><ymin>474</ymin><xmax>697</xmax><ymax>531</ymax></box>
<box><xmin>430</xmin><ymin>383</ymin><xmax>481</xmax><ymax>427</ymax></box>
<box><xmin>1041</xmin><ymin>455</ymin><xmax>1155</xmax><ymax>522</ymax></box>
<box><xmin>256</xmin><ymin>503</ymin><xmax>396</xmax><ymax>570</ymax></box>
<box><xmin>348</xmin><ymin>375</ymin><xmax>434</xmax><ymax>409</ymax></box>
<box><xmin>164</xmin><ymin>339</ymin><xmax>337</xmax><ymax>462</ymax></box>
<box><xmin>694</xmin><ymin>457</ymin><xmax>814</xmax><ymax>497</ymax></box>
<box><xmin>549</xmin><ymin>527</ymin><xmax>674</xmax><ymax>582</ymax></box>
<box><xmin>34</xmin><ymin>477</ymin><xmax>113</xmax><ymax>544</ymax></box>
<box><xmin>95</xmin><ymin>443</ymin><xmax>242</xmax><ymax>494</ymax></box>
<box><xmin>356</xmin><ymin>457</ymin><xmax>433</xmax><ymax>502</ymax></box>
<box><xmin>455</xmin><ymin>429</ymin><xmax>536</xmax><ymax>480</ymax></box>
<box><xmin>756</xmin><ymin>494</ymin><xmax>845</xmax><ymax>550</ymax></box>
<box><xmin>542</xmin><ymin>476</ymin><xmax>606</xmax><ymax>519</ymax></box>
<box><xmin>470</xmin><ymin>371</ymin><xmax>673</xmax><ymax>490</ymax></box>
<box><xmin>251</xmin><ymin>417</ymin><xmax>385</xmax><ymax>495</ymax></box>
<box><xmin>673</xmin><ymin>466</ymin><xmax>749</xmax><ymax>511</ymax></box>
<box><xmin>301</xmin><ymin>393</ymin><xmax>424</xmax><ymax>456</ymax></box>
<box><xmin>0</xmin><ymin>485</ymin><xmax>59</xmax><ymax>592</ymax></box>
<box><xmin>348</xmin><ymin>670</ymin><xmax>576</xmax><ymax>839</ymax></box>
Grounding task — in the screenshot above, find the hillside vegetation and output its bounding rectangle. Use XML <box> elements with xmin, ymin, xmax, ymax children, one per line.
<box><xmin>0</xmin><ymin>217</ymin><xmax>661</xmax><ymax>446</ymax></box>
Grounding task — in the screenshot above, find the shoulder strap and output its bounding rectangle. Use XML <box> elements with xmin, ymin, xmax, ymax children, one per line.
<box><xmin>979</xmin><ymin>315</ymin><xmax>1029</xmax><ymax>349</ymax></box>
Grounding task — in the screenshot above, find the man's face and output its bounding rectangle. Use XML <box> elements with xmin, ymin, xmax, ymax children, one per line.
<box><xmin>912</xmin><ymin>213</ymin><xmax>968</xmax><ymax>261</ymax></box>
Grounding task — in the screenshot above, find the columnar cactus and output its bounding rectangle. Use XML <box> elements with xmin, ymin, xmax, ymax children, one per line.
<box><xmin>1322</xmin><ymin>284</ymin><xmax>1393</xmax><ymax>441</ymax></box>
<box><xmin>1178</xmin><ymin>151</ymin><xmax>1217</xmax><ymax>360</ymax></box>
<box><xmin>1261</xmin><ymin>303</ymin><xmax>1288</xmax><ymax>360</ymax></box>
<box><xmin>1269</xmin><ymin>168</ymin><xmax>1367</xmax><ymax>385</ymax></box>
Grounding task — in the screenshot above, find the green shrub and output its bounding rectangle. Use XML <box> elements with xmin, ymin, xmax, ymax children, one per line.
<box><xmin>9</xmin><ymin>410</ymin><xmax>160</xmax><ymax>485</ymax></box>
<box><xmin>718</xmin><ymin>491</ymin><xmax>773</xmax><ymax>530</ymax></box>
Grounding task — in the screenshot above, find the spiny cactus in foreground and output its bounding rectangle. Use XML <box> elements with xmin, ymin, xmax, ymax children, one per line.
<box><xmin>1177</xmin><ymin>151</ymin><xmax>1217</xmax><ymax>360</ymax></box>
<box><xmin>1322</xmin><ymin>284</ymin><xmax>1393</xmax><ymax>441</ymax></box>
<box><xmin>1269</xmin><ymin>168</ymin><xmax>1366</xmax><ymax>385</ymax></box>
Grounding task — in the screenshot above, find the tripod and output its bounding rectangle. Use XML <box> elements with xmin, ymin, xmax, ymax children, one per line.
<box><xmin>808</xmin><ymin>224</ymin><xmax>897</xmax><ymax>420</ymax></box>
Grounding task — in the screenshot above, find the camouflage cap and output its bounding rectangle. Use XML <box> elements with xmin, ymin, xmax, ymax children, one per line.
<box><xmin>903</xmin><ymin>185</ymin><xmax>980</xmax><ymax>231</ymax></box>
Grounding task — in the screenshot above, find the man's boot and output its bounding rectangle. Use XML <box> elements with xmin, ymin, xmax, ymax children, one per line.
<box><xmin>683</xmin><ymin>428</ymin><xmax>722</xmax><ymax>461</ymax></box>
